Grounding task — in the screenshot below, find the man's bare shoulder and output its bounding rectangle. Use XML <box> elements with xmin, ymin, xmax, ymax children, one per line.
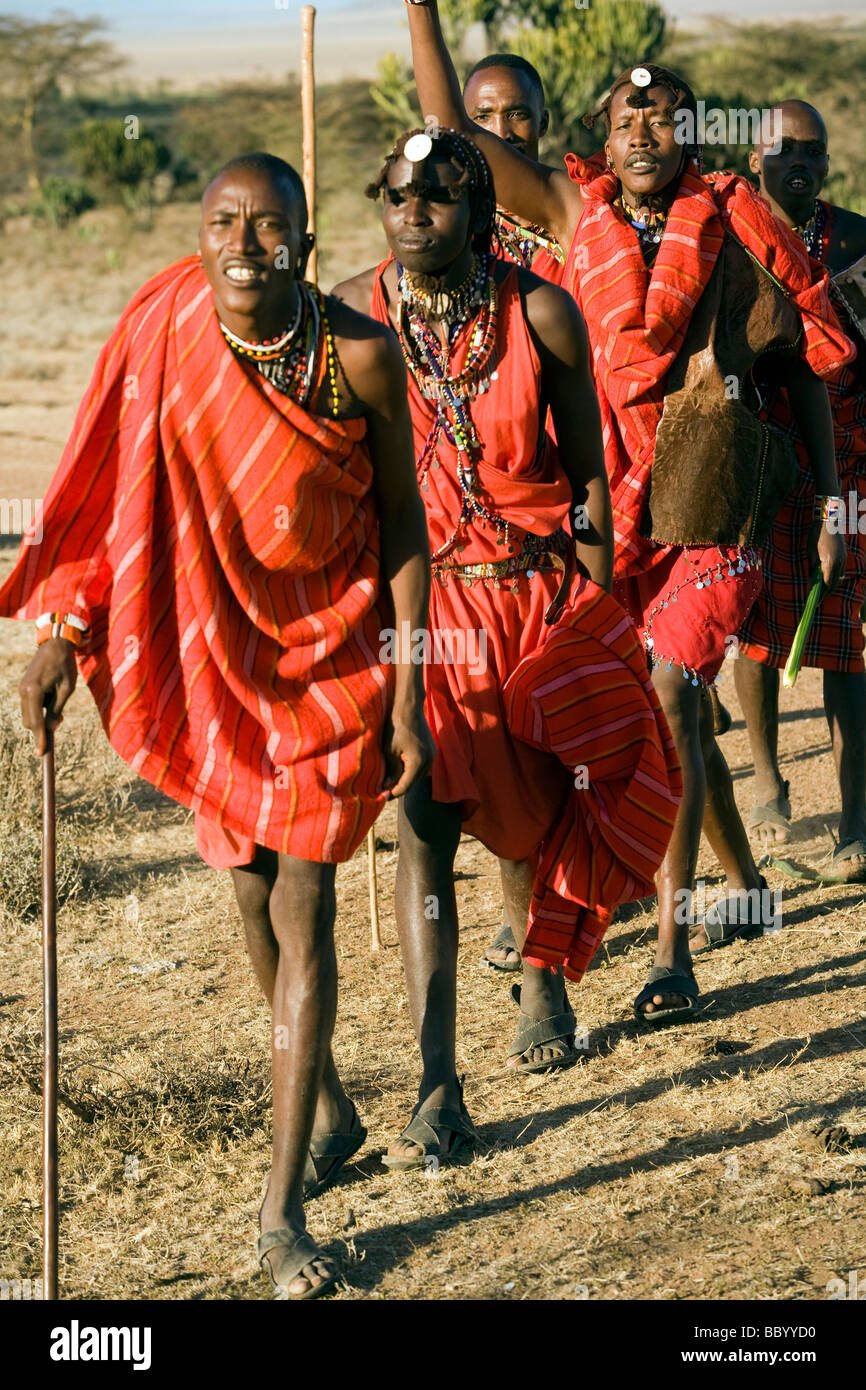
<box><xmin>829</xmin><ymin>205</ymin><xmax>866</xmax><ymax>268</ymax></box>
<box><xmin>323</xmin><ymin>291</ymin><xmax>404</xmax><ymax>411</ymax></box>
<box><xmin>330</xmin><ymin>266</ymin><xmax>379</xmax><ymax>316</ymax></box>
<box><xmin>516</xmin><ymin>266</ymin><xmax>582</xmax><ymax>336</ymax></box>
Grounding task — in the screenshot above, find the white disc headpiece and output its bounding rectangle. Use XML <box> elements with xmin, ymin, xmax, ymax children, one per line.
<box><xmin>404</xmin><ymin>133</ymin><xmax>434</xmax><ymax>163</ymax></box>
<box><xmin>630</xmin><ymin>67</ymin><xmax>652</xmax><ymax>87</ymax></box>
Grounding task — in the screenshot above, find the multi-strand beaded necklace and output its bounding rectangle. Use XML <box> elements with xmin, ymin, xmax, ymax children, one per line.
<box><xmin>494</xmin><ymin>208</ymin><xmax>565</xmax><ymax>270</ymax></box>
<box><xmin>396</xmin><ymin>252</ymin><xmax>511</xmax><ymax>560</ymax></box>
<box><xmin>618</xmin><ymin>195</ymin><xmax>669</xmax><ymax>263</ymax></box>
<box><xmin>219</xmin><ymin>281</ymin><xmax>339</xmax><ymax>418</ymax></box>
<box><xmin>791</xmin><ymin>200</ymin><xmax>826</xmax><ymax>260</ymax></box>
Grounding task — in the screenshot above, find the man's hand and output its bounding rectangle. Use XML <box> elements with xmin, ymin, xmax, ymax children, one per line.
<box><xmin>384</xmin><ymin>704</ymin><xmax>436</xmax><ymax>799</ymax></box>
<box><xmin>19</xmin><ymin>637</ymin><xmax>78</xmax><ymax>756</ymax></box>
<box><xmin>814</xmin><ymin>520</ymin><xmax>847</xmax><ymax>595</ymax></box>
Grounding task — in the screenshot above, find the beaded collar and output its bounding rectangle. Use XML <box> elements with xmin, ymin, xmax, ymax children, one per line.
<box><xmin>220</xmin><ymin>281</ymin><xmax>339</xmax><ymax>418</ymax></box>
<box><xmin>219</xmin><ymin>288</ymin><xmax>304</xmax><ymax>361</ymax></box>
<box><xmin>618</xmin><ymin>195</ymin><xmax>668</xmax><ymax>260</ymax></box>
<box><xmin>395</xmin><ymin>253</ymin><xmax>513</xmax><ymax>559</ymax></box>
<box><xmin>398</xmin><ymin>255</ymin><xmax>486</xmax><ymax>327</ymax></box>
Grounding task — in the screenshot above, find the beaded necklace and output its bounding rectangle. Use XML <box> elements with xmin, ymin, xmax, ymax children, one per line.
<box><xmin>219</xmin><ymin>288</ymin><xmax>304</xmax><ymax>361</ymax></box>
<box><xmin>494</xmin><ymin>208</ymin><xmax>565</xmax><ymax>269</ymax></box>
<box><xmin>618</xmin><ymin>195</ymin><xmax>668</xmax><ymax>261</ymax></box>
<box><xmin>220</xmin><ymin>281</ymin><xmax>339</xmax><ymax>418</ymax></box>
<box><xmin>398</xmin><ymin>254</ymin><xmax>485</xmax><ymax>325</ymax></box>
<box><xmin>396</xmin><ymin>253</ymin><xmax>509</xmax><ymax>559</ymax></box>
<box><xmin>791</xmin><ymin>200</ymin><xmax>826</xmax><ymax>260</ymax></box>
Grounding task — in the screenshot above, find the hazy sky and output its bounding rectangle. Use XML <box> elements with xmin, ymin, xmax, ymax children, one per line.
<box><xmin>11</xmin><ymin>0</ymin><xmax>866</xmax><ymax>83</ymax></box>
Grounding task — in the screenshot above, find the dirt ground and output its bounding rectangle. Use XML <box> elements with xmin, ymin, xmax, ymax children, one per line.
<box><xmin>0</xmin><ymin>202</ymin><xmax>864</xmax><ymax>1302</ymax></box>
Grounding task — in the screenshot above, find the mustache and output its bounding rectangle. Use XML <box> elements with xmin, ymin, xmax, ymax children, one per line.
<box><xmin>624</xmin><ymin>154</ymin><xmax>661</xmax><ymax>169</ymax></box>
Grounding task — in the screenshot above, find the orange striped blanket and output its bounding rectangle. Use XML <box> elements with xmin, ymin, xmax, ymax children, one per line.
<box><xmin>562</xmin><ymin>155</ymin><xmax>855</xmax><ymax>578</ymax></box>
<box><xmin>0</xmin><ymin>256</ymin><xmax>393</xmax><ymax>863</ymax></box>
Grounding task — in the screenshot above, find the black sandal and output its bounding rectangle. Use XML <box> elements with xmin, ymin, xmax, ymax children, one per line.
<box><xmin>506</xmin><ymin>981</ymin><xmax>578</xmax><ymax>1073</ymax></box>
<box><xmin>382</xmin><ymin>1080</ymin><xmax>478</xmax><ymax>1172</ymax></box>
<box><xmin>480</xmin><ymin>921</ymin><xmax>522</xmax><ymax>972</ymax></box>
<box><xmin>303</xmin><ymin>1101</ymin><xmax>367</xmax><ymax>1199</ymax></box>
<box><xmin>690</xmin><ymin>875</ymin><xmax>772</xmax><ymax>954</ymax></box>
<box><xmin>256</xmin><ymin>1229</ymin><xmax>341</xmax><ymax>1301</ymax></box>
<box><xmin>634</xmin><ymin>965</ymin><xmax>699</xmax><ymax>1025</ymax></box>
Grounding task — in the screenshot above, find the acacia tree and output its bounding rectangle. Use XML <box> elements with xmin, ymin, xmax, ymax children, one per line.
<box><xmin>0</xmin><ymin>14</ymin><xmax>120</xmax><ymax>194</ymax></box>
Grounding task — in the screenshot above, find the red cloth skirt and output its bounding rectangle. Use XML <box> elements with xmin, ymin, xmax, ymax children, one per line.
<box><xmin>426</xmin><ymin>565</ymin><xmax>682</xmax><ymax>981</ymax></box>
<box><xmin>615</xmin><ymin>544</ymin><xmax>763</xmax><ymax>684</ymax></box>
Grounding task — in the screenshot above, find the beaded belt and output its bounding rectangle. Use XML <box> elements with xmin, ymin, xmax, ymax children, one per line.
<box><xmin>433</xmin><ymin>528</ymin><xmax>571</xmax><ymax>585</ymax></box>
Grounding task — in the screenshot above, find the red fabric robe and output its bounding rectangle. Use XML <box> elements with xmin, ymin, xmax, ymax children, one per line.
<box><xmin>370</xmin><ymin>258</ymin><xmax>682</xmax><ymax>979</ymax></box>
<box><xmin>561</xmin><ymin>154</ymin><xmax>855</xmax><ymax>580</ymax></box>
<box><xmin>0</xmin><ymin>256</ymin><xmax>393</xmax><ymax>866</ymax></box>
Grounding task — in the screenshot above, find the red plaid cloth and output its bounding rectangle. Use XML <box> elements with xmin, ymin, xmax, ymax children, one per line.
<box><xmin>738</xmin><ymin>202</ymin><xmax>866</xmax><ymax>672</ymax></box>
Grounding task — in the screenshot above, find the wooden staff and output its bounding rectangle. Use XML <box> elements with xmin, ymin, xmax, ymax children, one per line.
<box><xmin>42</xmin><ymin>702</ymin><xmax>59</xmax><ymax>1299</ymax></box>
<box><xmin>301</xmin><ymin>5</ymin><xmax>317</xmax><ymax>285</ymax></box>
<box><xmin>367</xmin><ymin>827</ymin><xmax>382</xmax><ymax>951</ymax></box>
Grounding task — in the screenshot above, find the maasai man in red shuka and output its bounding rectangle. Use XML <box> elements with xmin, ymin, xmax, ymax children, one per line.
<box><xmin>463</xmin><ymin>53</ymin><xmax>565</xmax><ymax>290</ymax></box>
<box><xmin>1</xmin><ymin>153</ymin><xmax>435</xmax><ymax>1301</ymax></box>
<box><xmin>405</xmin><ymin>3</ymin><xmax>855</xmax><ymax>1022</ymax></box>
<box><xmin>736</xmin><ymin>101</ymin><xmax>866</xmax><ymax>882</ymax></box>
<box><xmin>335</xmin><ymin>127</ymin><xmax>681</xmax><ymax>1169</ymax></box>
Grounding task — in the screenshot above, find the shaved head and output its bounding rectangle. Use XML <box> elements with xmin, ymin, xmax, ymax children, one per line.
<box><xmin>753</xmin><ymin>100</ymin><xmax>827</xmax><ymax>156</ymax></box>
<box><xmin>205</xmin><ymin>152</ymin><xmax>308</xmax><ymax>220</ymax></box>
<box><xmin>749</xmin><ymin>99</ymin><xmax>829</xmax><ymax>225</ymax></box>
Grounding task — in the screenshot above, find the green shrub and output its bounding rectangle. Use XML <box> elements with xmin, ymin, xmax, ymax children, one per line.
<box><xmin>39</xmin><ymin>176</ymin><xmax>95</xmax><ymax>227</ymax></box>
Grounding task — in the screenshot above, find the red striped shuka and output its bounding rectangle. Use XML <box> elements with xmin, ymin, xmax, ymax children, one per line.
<box><xmin>561</xmin><ymin>154</ymin><xmax>855</xmax><ymax>581</ymax></box>
<box><xmin>0</xmin><ymin>256</ymin><xmax>394</xmax><ymax>867</ymax></box>
<box><xmin>370</xmin><ymin>257</ymin><xmax>682</xmax><ymax>981</ymax></box>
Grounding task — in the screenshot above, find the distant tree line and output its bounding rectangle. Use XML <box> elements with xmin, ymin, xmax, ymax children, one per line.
<box><xmin>1</xmin><ymin>4</ymin><xmax>864</xmax><ymax>228</ymax></box>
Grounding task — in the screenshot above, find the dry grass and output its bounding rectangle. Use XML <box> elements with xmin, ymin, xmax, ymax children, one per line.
<box><xmin>0</xmin><ymin>660</ymin><xmax>864</xmax><ymax>1301</ymax></box>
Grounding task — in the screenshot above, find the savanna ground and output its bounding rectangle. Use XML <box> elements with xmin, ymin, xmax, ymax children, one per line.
<box><xmin>0</xmin><ymin>199</ymin><xmax>864</xmax><ymax>1303</ymax></box>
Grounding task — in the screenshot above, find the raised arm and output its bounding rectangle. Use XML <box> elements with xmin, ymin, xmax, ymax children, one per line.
<box><xmin>405</xmin><ymin>0</ymin><xmax>582</xmax><ymax>250</ymax></box>
<box><xmin>522</xmin><ymin>275</ymin><xmax>613</xmax><ymax>592</ymax></box>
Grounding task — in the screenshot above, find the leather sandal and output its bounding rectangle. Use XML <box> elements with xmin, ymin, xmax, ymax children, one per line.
<box><xmin>256</xmin><ymin>1229</ymin><xmax>340</xmax><ymax>1301</ymax></box>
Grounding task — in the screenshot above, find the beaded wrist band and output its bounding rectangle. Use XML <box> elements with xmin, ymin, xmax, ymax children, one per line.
<box><xmin>814</xmin><ymin>495</ymin><xmax>844</xmax><ymax>523</ymax></box>
<box><xmin>35</xmin><ymin>612</ymin><xmax>89</xmax><ymax>647</ymax></box>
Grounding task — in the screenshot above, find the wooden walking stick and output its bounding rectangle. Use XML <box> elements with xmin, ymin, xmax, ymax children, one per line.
<box><xmin>367</xmin><ymin>827</ymin><xmax>382</xmax><ymax>951</ymax></box>
<box><xmin>42</xmin><ymin>697</ymin><xmax>59</xmax><ymax>1299</ymax></box>
<box><xmin>301</xmin><ymin>5</ymin><xmax>317</xmax><ymax>286</ymax></box>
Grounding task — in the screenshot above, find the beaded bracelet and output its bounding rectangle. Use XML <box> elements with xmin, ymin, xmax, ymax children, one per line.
<box><xmin>814</xmin><ymin>495</ymin><xmax>844</xmax><ymax>523</ymax></box>
<box><xmin>35</xmin><ymin>612</ymin><xmax>89</xmax><ymax>647</ymax></box>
